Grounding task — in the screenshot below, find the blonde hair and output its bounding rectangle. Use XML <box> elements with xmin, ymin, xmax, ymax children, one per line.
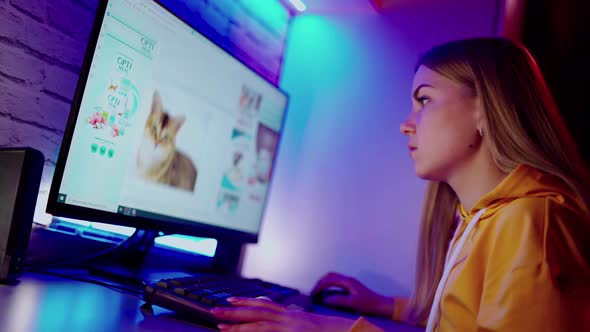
<box><xmin>405</xmin><ymin>37</ymin><xmax>590</xmax><ymax>324</ymax></box>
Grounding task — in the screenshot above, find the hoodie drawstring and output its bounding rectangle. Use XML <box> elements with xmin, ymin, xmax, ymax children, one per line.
<box><xmin>425</xmin><ymin>208</ymin><xmax>487</xmax><ymax>332</ymax></box>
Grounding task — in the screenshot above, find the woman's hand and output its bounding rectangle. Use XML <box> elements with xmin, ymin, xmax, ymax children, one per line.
<box><xmin>211</xmin><ymin>297</ymin><xmax>356</xmax><ymax>332</ymax></box>
<box><xmin>311</xmin><ymin>272</ymin><xmax>394</xmax><ymax>317</ymax></box>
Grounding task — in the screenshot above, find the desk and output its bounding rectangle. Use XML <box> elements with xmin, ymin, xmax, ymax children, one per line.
<box><xmin>0</xmin><ymin>273</ymin><xmax>424</xmax><ymax>332</ymax></box>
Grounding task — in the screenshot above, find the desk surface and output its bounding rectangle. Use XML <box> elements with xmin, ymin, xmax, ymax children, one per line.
<box><xmin>1</xmin><ymin>272</ymin><xmax>424</xmax><ymax>332</ymax></box>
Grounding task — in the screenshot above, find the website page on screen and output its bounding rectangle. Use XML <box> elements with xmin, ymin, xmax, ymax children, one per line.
<box><xmin>57</xmin><ymin>0</ymin><xmax>287</xmax><ymax>235</ymax></box>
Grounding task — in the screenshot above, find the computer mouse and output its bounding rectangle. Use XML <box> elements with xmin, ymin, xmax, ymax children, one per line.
<box><xmin>311</xmin><ymin>286</ymin><xmax>349</xmax><ymax>305</ymax></box>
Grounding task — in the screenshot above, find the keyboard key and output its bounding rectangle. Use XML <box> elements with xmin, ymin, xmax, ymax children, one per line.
<box><xmin>142</xmin><ymin>273</ymin><xmax>305</xmax><ymax>326</ymax></box>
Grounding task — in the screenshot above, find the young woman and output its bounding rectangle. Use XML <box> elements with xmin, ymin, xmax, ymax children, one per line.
<box><xmin>210</xmin><ymin>37</ymin><xmax>590</xmax><ymax>331</ymax></box>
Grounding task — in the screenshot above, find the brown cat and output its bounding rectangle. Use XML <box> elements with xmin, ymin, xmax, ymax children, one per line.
<box><xmin>136</xmin><ymin>90</ymin><xmax>197</xmax><ymax>191</ymax></box>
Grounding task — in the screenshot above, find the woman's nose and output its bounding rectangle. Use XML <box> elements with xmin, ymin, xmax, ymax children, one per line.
<box><xmin>400</xmin><ymin>114</ymin><xmax>416</xmax><ymax>135</ymax></box>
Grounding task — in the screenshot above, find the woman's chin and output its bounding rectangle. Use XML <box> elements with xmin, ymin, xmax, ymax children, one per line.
<box><xmin>413</xmin><ymin>166</ymin><xmax>440</xmax><ymax>182</ymax></box>
<box><xmin>413</xmin><ymin>165</ymin><xmax>427</xmax><ymax>178</ymax></box>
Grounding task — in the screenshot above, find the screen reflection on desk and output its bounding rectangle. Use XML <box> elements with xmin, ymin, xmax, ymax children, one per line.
<box><xmin>0</xmin><ymin>273</ymin><xmax>226</xmax><ymax>332</ymax></box>
<box><xmin>1</xmin><ymin>274</ymin><xmax>135</xmax><ymax>332</ymax></box>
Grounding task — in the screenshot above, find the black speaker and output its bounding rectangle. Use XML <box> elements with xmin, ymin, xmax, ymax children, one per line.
<box><xmin>0</xmin><ymin>147</ymin><xmax>44</xmax><ymax>282</ymax></box>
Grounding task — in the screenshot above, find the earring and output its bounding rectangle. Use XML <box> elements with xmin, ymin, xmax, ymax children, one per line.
<box><xmin>478</xmin><ymin>128</ymin><xmax>484</xmax><ymax>137</ymax></box>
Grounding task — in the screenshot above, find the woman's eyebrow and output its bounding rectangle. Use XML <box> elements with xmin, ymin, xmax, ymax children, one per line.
<box><xmin>413</xmin><ymin>84</ymin><xmax>433</xmax><ymax>100</ymax></box>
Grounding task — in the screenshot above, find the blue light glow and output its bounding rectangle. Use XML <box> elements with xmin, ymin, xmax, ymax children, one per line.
<box><xmin>90</xmin><ymin>222</ymin><xmax>136</xmax><ymax>236</ymax></box>
<box><xmin>239</xmin><ymin>0</ymin><xmax>290</xmax><ymax>33</ymax></box>
<box><xmin>155</xmin><ymin>234</ymin><xmax>217</xmax><ymax>257</ymax></box>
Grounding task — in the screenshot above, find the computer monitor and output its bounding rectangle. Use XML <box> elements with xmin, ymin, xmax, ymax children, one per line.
<box><xmin>46</xmin><ymin>0</ymin><xmax>289</xmax><ymax>245</ymax></box>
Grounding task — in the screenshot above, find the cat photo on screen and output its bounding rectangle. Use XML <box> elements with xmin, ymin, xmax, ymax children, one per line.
<box><xmin>136</xmin><ymin>90</ymin><xmax>197</xmax><ymax>192</ymax></box>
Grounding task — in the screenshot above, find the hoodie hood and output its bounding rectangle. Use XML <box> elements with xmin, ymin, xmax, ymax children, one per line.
<box><xmin>458</xmin><ymin>164</ymin><xmax>582</xmax><ymax>223</ymax></box>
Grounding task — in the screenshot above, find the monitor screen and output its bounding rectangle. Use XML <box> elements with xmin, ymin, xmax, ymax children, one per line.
<box><xmin>47</xmin><ymin>0</ymin><xmax>288</xmax><ymax>243</ymax></box>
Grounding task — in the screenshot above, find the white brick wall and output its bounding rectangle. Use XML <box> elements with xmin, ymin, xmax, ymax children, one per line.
<box><xmin>0</xmin><ymin>0</ymin><xmax>95</xmax><ymax>183</ymax></box>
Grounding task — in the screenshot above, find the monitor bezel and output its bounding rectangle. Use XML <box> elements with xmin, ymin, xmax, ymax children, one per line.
<box><xmin>46</xmin><ymin>0</ymin><xmax>290</xmax><ymax>244</ymax></box>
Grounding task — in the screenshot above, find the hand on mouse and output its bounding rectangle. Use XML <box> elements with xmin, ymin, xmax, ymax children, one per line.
<box><xmin>310</xmin><ymin>272</ymin><xmax>395</xmax><ymax>317</ymax></box>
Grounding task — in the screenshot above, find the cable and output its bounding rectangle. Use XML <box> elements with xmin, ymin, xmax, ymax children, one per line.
<box><xmin>22</xmin><ymin>229</ymin><xmax>164</xmax><ymax>299</ymax></box>
<box><xmin>27</xmin><ymin>267</ymin><xmax>143</xmax><ymax>298</ymax></box>
<box><xmin>23</xmin><ymin>229</ymin><xmax>139</xmax><ymax>269</ymax></box>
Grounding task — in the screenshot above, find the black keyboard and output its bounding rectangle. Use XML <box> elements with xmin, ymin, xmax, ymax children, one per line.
<box><xmin>142</xmin><ymin>273</ymin><xmax>311</xmax><ymax>327</ymax></box>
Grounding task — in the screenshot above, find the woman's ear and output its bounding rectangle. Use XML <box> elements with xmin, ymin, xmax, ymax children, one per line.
<box><xmin>473</xmin><ymin>97</ymin><xmax>485</xmax><ymax>136</ymax></box>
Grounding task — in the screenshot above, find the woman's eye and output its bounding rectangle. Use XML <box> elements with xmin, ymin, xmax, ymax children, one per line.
<box><xmin>417</xmin><ymin>96</ymin><xmax>430</xmax><ymax>105</ymax></box>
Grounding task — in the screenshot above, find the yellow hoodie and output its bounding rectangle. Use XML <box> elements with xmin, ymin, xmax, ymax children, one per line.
<box><xmin>350</xmin><ymin>164</ymin><xmax>590</xmax><ymax>332</ymax></box>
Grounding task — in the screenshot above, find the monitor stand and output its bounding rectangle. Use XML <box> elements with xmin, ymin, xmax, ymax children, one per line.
<box><xmin>86</xmin><ymin>229</ymin><xmax>245</xmax><ymax>290</ymax></box>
